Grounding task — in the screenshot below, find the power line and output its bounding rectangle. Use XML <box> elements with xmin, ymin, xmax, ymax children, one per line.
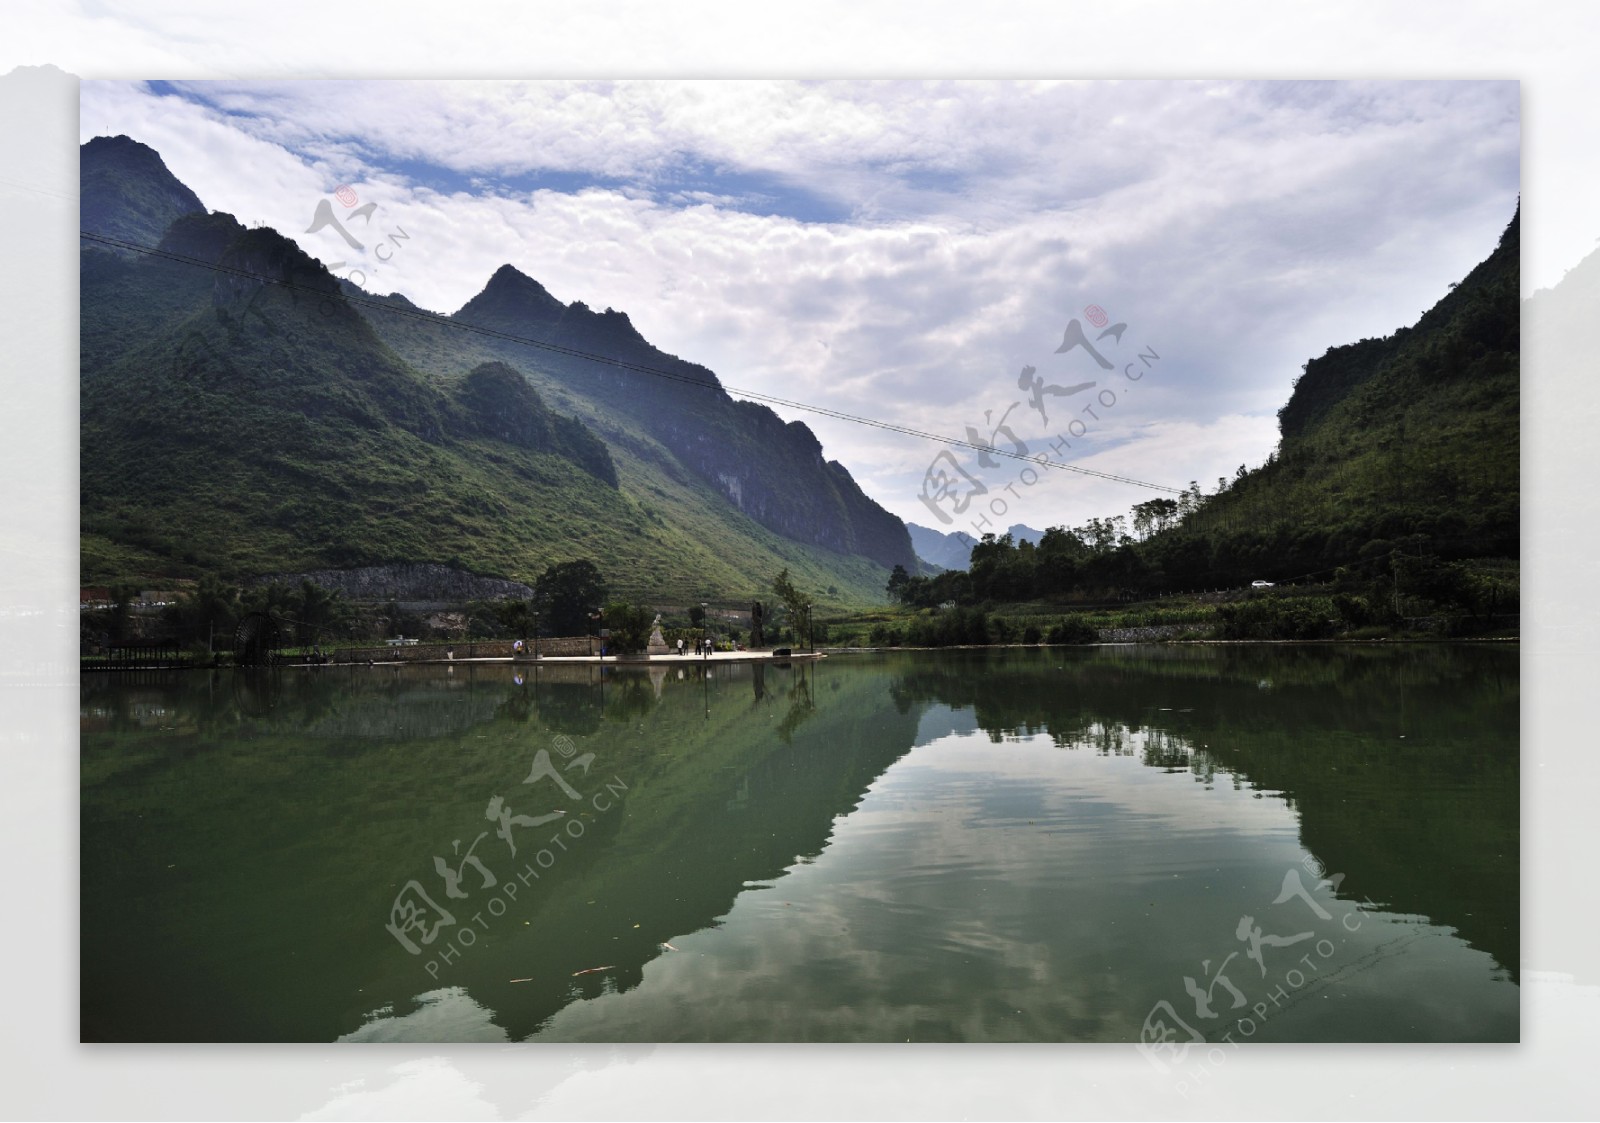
<box><xmin>79</xmin><ymin>228</ymin><xmax>1184</xmax><ymax>495</ymax></box>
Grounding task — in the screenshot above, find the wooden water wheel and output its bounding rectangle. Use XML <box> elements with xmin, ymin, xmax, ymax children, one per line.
<box><xmin>234</xmin><ymin>611</ymin><xmax>283</xmax><ymax>667</ymax></box>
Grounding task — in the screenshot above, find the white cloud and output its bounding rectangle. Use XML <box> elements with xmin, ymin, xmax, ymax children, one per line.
<box><xmin>79</xmin><ymin>78</ymin><xmax>1519</xmax><ymax>529</ymax></box>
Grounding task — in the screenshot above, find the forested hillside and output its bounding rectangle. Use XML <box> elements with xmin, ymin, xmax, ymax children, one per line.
<box><xmin>79</xmin><ymin>135</ymin><xmax>912</xmax><ymax>609</ymax></box>
<box><xmin>359</xmin><ymin>262</ymin><xmax>915</xmax><ymax>571</ymax></box>
<box><xmin>890</xmin><ymin>208</ymin><xmax>1520</xmax><ymax>625</ymax></box>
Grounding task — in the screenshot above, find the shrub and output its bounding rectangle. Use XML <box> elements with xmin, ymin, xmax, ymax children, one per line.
<box><xmin>867</xmin><ymin>623</ymin><xmax>903</xmax><ymax>647</ymax></box>
<box><xmin>1216</xmin><ymin>596</ymin><xmax>1336</xmax><ymax>640</ymax></box>
<box><xmin>601</xmin><ymin>600</ymin><xmax>655</xmax><ymax>654</ymax></box>
<box><xmin>904</xmin><ymin>606</ymin><xmax>990</xmax><ymax>647</ymax></box>
<box><xmin>1045</xmin><ymin>616</ymin><xmax>1099</xmax><ymax>644</ymax></box>
<box><xmin>1332</xmin><ymin>593</ymin><xmax>1373</xmax><ymax>627</ymax></box>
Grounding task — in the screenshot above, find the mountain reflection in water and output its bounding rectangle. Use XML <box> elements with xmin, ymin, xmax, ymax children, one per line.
<box><xmin>80</xmin><ymin>645</ymin><xmax>1517</xmax><ymax>1042</ymax></box>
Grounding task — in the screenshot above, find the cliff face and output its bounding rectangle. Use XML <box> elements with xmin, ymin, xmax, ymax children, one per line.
<box><xmin>212</xmin><ymin>225</ymin><xmax>351</xmax><ymax>321</ymax></box>
<box><xmin>157</xmin><ymin>211</ymin><xmax>247</xmax><ymax>265</ymax></box>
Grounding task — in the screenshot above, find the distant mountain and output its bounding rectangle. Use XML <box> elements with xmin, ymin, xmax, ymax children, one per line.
<box><xmin>908</xmin><ymin>521</ymin><xmax>1045</xmax><ymax>572</ymax></box>
<box><xmin>78</xmin><ymin>136</ymin><xmax>914</xmax><ymax>606</ymax></box>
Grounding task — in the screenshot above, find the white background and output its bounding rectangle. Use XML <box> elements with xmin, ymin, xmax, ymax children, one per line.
<box><xmin>2</xmin><ymin>2</ymin><xmax>1594</xmax><ymax>1119</ymax></box>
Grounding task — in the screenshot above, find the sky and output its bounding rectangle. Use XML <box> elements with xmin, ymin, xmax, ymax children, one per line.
<box><xmin>9</xmin><ymin>4</ymin><xmax>1598</xmax><ymax>1118</ymax></box>
<box><xmin>79</xmin><ymin>78</ymin><xmax>1520</xmax><ymax>536</ymax></box>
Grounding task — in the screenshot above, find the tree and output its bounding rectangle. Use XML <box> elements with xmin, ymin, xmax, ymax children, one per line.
<box><xmin>1076</xmin><ymin>518</ymin><xmax>1117</xmax><ymax>554</ymax></box>
<box><xmin>601</xmin><ymin>600</ymin><xmax>654</xmax><ymax>654</ymax></box>
<box><xmin>171</xmin><ymin>574</ymin><xmax>240</xmax><ymax>649</ymax></box>
<box><xmin>493</xmin><ymin>597</ymin><xmax>533</xmax><ymax>637</ymax></box>
<box><xmin>886</xmin><ymin>564</ymin><xmax>912</xmax><ymax>602</ymax></box>
<box><xmin>108</xmin><ymin>582</ymin><xmax>140</xmax><ymax>644</ymax></box>
<box><xmin>1035</xmin><ymin>528</ymin><xmax>1082</xmax><ymax>594</ymax></box>
<box><xmin>1177</xmin><ymin>481</ymin><xmax>1205</xmax><ymax>520</ymax></box>
<box><xmin>1131</xmin><ymin>498</ymin><xmax>1179</xmax><ymax>540</ymax></box>
<box><xmin>771</xmin><ymin>567</ymin><xmax>810</xmax><ymax>633</ymax></box>
<box><xmin>537</xmin><ymin>560</ymin><xmax>608</xmax><ymax>636</ymax></box>
<box><xmin>383</xmin><ymin>600</ymin><xmax>428</xmax><ymax>639</ymax></box>
<box><xmin>293</xmin><ymin>579</ymin><xmax>347</xmax><ymax>645</ymax></box>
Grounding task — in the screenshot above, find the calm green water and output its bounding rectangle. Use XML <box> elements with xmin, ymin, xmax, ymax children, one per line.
<box><xmin>80</xmin><ymin>645</ymin><xmax>1518</xmax><ymax>1044</ymax></box>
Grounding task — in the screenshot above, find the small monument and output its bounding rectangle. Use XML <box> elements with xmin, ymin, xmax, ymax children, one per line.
<box><xmin>646</xmin><ymin>613</ymin><xmax>671</xmax><ymax>656</ymax></box>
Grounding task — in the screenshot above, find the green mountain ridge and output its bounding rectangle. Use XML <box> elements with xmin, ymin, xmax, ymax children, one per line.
<box><xmin>78</xmin><ymin>136</ymin><xmax>913</xmax><ymax>608</ymax></box>
<box><xmin>80</xmin><ymin>134</ymin><xmax>205</xmax><ymax>251</ymax></box>
<box><xmin>892</xmin><ymin>207</ymin><xmax>1519</xmax><ymax>614</ymax></box>
<box><xmin>1194</xmin><ymin>207</ymin><xmax>1519</xmax><ymax>570</ymax></box>
<box><xmin>428</xmin><ymin>261</ymin><xmax>909</xmax><ymax>567</ymax></box>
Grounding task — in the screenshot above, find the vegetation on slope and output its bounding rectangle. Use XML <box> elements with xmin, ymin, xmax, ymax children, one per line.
<box><xmin>870</xmin><ymin>207</ymin><xmax>1520</xmax><ymax>635</ymax></box>
<box><xmin>80</xmin><ymin>135</ymin><xmax>909</xmax><ymax>612</ymax></box>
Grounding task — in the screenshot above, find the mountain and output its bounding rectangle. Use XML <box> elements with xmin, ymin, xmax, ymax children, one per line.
<box><xmin>897</xmin><ymin>207</ymin><xmax>1521</xmax><ymax>611</ymax></box>
<box><xmin>421</xmin><ymin>264</ymin><xmax>913</xmax><ymax>569</ymax></box>
<box><xmin>80</xmin><ymin>135</ymin><xmax>206</xmax><ymax>251</ymax></box>
<box><xmin>908</xmin><ymin>521</ymin><xmax>1045</xmax><ymax>572</ymax></box>
<box><xmin>1137</xmin><ymin>206</ymin><xmax>1520</xmax><ymax>588</ymax></box>
<box><xmin>79</xmin><ymin>137</ymin><xmax>914</xmax><ymax>606</ymax></box>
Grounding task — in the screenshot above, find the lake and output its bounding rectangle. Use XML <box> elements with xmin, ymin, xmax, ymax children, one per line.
<box><xmin>80</xmin><ymin>644</ymin><xmax>1518</xmax><ymax>1046</ymax></box>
